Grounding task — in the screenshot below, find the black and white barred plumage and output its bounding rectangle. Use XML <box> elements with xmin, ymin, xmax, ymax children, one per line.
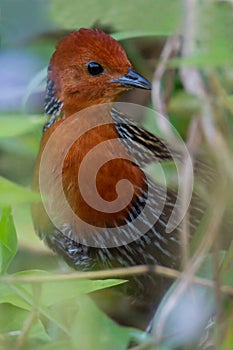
<box><xmin>33</xmin><ymin>105</ymin><xmax>205</xmax><ymax>329</ymax></box>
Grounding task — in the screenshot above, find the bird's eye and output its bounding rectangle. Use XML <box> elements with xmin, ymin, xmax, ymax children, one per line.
<box><xmin>87</xmin><ymin>61</ymin><xmax>104</xmax><ymax>76</ymax></box>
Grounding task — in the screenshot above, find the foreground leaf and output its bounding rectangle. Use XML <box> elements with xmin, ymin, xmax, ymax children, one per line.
<box><xmin>0</xmin><ymin>303</ymin><xmax>50</xmax><ymax>348</ymax></box>
<box><xmin>0</xmin><ymin>269</ymin><xmax>126</xmax><ymax>309</ymax></box>
<box><xmin>71</xmin><ymin>295</ymin><xmax>135</xmax><ymax>350</ymax></box>
<box><xmin>0</xmin><ymin>115</ymin><xmax>43</xmax><ymax>139</ymax></box>
<box><xmin>0</xmin><ymin>177</ymin><xmax>39</xmax><ymax>206</ymax></box>
<box><xmin>50</xmin><ymin>0</ymin><xmax>182</xmax><ymax>35</ymax></box>
<box><xmin>0</xmin><ymin>207</ymin><xmax>17</xmax><ymax>274</ymax></box>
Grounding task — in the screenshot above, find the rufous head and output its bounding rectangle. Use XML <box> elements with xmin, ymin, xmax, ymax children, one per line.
<box><xmin>45</xmin><ymin>28</ymin><xmax>151</xmax><ymax>117</ymax></box>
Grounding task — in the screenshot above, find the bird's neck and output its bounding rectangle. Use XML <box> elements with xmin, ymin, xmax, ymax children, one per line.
<box><xmin>44</xmin><ymin>77</ymin><xmax>121</xmax><ymax>122</ymax></box>
<box><xmin>62</xmin><ymin>98</ymin><xmax>116</xmax><ymax>118</ymax></box>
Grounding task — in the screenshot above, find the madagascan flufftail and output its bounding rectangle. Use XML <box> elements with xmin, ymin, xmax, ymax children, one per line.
<box><xmin>32</xmin><ymin>28</ymin><xmax>196</xmax><ymax>330</ymax></box>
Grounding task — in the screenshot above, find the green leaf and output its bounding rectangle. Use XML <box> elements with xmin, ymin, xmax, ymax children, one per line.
<box><xmin>0</xmin><ymin>303</ymin><xmax>50</xmax><ymax>346</ymax></box>
<box><xmin>220</xmin><ymin>240</ymin><xmax>233</xmax><ymax>286</ymax></box>
<box><xmin>71</xmin><ymin>295</ymin><xmax>134</xmax><ymax>350</ymax></box>
<box><xmin>8</xmin><ymin>269</ymin><xmax>126</xmax><ymax>307</ymax></box>
<box><xmin>169</xmin><ymin>1</ymin><xmax>233</xmax><ymax>68</ymax></box>
<box><xmin>0</xmin><ymin>207</ymin><xmax>17</xmax><ymax>274</ymax></box>
<box><xmin>0</xmin><ymin>282</ymin><xmax>31</xmax><ymax>310</ymax></box>
<box><xmin>168</xmin><ymin>92</ymin><xmax>202</xmax><ymax>118</ymax></box>
<box><xmin>41</xmin><ymin>279</ymin><xmax>126</xmax><ymax>306</ymax></box>
<box><xmin>12</xmin><ymin>204</ymin><xmax>50</xmax><ymax>261</ymax></box>
<box><xmin>221</xmin><ymin>310</ymin><xmax>233</xmax><ymax>350</ymax></box>
<box><xmin>0</xmin><ymin>272</ymin><xmax>127</xmax><ymax>342</ymax></box>
<box><xmin>0</xmin><ymin>115</ymin><xmax>44</xmax><ymax>139</ymax></box>
<box><xmin>0</xmin><ymin>269</ymin><xmax>126</xmax><ymax>308</ymax></box>
<box><xmin>221</xmin><ymin>240</ymin><xmax>233</xmax><ymax>272</ymax></box>
<box><xmin>112</xmin><ymin>31</ymin><xmax>168</xmax><ymax>41</ymax></box>
<box><xmin>0</xmin><ymin>177</ymin><xmax>40</xmax><ymax>206</ymax></box>
<box><xmin>50</xmin><ymin>0</ymin><xmax>182</xmax><ymax>35</ymax></box>
<box><xmin>35</xmin><ymin>340</ymin><xmax>72</xmax><ymax>350</ymax></box>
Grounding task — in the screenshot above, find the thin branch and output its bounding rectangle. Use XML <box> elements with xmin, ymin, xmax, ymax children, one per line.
<box><xmin>1</xmin><ymin>264</ymin><xmax>233</xmax><ymax>296</ymax></box>
<box><xmin>154</xmin><ymin>178</ymin><xmax>228</xmax><ymax>342</ymax></box>
<box><xmin>180</xmin><ymin>0</ymin><xmax>206</xmax><ymax>99</ymax></box>
<box><xmin>213</xmin><ymin>237</ymin><xmax>224</xmax><ymax>347</ymax></box>
<box><xmin>179</xmin><ymin>117</ymin><xmax>201</xmax><ymax>268</ymax></box>
<box><xmin>14</xmin><ymin>308</ymin><xmax>37</xmax><ymax>350</ymax></box>
<box><xmin>129</xmin><ymin>340</ymin><xmax>155</xmax><ymax>350</ymax></box>
<box><xmin>208</xmin><ymin>73</ymin><xmax>233</xmax><ymax>116</ymax></box>
<box><xmin>152</xmin><ymin>35</ymin><xmax>180</xmax><ymax>141</ymax></box>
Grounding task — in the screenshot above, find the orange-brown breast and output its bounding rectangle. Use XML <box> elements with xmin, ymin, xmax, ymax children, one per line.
<box><xmin>33</xmin><ymin>110</ymin><xmax>146</xmax><ymax>241</ymax></box>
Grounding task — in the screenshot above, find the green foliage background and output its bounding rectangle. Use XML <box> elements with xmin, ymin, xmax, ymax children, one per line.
<box><xmin>0</xmin><ymin>0</ymin><xmax>232</xmax><ymax>349</ymax></box>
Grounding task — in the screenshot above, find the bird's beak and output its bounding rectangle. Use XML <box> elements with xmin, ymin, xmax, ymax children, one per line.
<box><xmin>112</xmin><ymin>67</ymin><xmax>151</xmax><ymax>90</ymax></box>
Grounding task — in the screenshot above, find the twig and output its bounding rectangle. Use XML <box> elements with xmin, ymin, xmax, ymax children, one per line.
<box><xmin>129</xmin><ymin>340</ymin><xmax>156</xmax><ymax>350</ymax></box>
<box><xmin>178</xmin><ymin>0</ymin><xmax>203</xmax><ymax>273</ymax></box>
<box><xmin>180</xmin><ymin>0</ymin><xmax>206</xmax><ymax>99</ymax></box>
<box><xmin>154</xmin><ymin>178</ymin><xmax>228</xmax><ymax>342</ymax></box>
<box><xmin>1</xmin><ymin>264</ymin><xmax>233</xmax><ymax>296</ymax></box>
<box><xmin>14</xmin><ymin>285</ymin><xmax>41</xmax><ymax>350</ymax></box>
<box><xmin>208</xmin><ymin>73</ymin><xmax>233</xmax><ymax>116</ymax></box>
<box><xmin>14</xmin><ymin>308</ymin><xmax>37</xmax><ymax>350</ymax></box>
<box><xmin>152</xmin><ymin>35</ymin><xmax>180</xmax><ymax>141</ymax></box>
<box><xmin>213</xmin><ymin>237</ymin><xmax>224</xmax><ymax>347</ymax></box>
<box><xmin>179</xmin><ymin>117</ymin><xmax>201</xmax><ymax>268</ymax></box>
<box><xmin>0</xmin><ymin>265</ymin><xmax>176</xmax><ymax>282</ymax></box>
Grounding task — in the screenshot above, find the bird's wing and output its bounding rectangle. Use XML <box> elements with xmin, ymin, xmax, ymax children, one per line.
<box><xmin>111</xmin><ymin>107</ymin><xmax>179</xmax><ymax>166</ymax></box>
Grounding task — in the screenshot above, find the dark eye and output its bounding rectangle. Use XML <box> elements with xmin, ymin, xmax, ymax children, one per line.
<box><xmin>87</xmin><ymin>61</ymin><xmax>104</xmax><ymax>76</ymax></box>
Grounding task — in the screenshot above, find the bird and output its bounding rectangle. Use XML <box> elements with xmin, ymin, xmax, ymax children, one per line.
<box><xmin>32</xmin><ymin>28</ymin><xmax>197</xmax><ymax>330</ymax></box>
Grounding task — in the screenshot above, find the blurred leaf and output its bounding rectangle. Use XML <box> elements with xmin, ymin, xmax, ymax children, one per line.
<box><xmin>0</xmin><ymin>207</ymin><xmax>17</xmax><ymax>274</ymax></box>
<box><xmin>0</xmin><ymin>132</ymin><xmax>41</xmax><ymax>156</ymax></box>
<box><xmin>198</xmin><ymin>1</ymin><xmax>233</xmax><ymax>66</ymax></box>
<box><xmin>0</xmin><ymin>177</ymin><xmax>40</xmax><ymax>206</ymax></box>
<box><xmin>10</xmin><ymin>269</ymin><xmax>126</xmax><ymax>307</ymax></box>
<box><xmin>0</xmin><ymin>304</ymin><xmax>50</xmax><ymax>349</ymax></box>
<box><xmin>221</xmin><ymin>310</ymin><xmax>233</xmax><ymax>350</ymax></box>
<box><xmin>0</xmin><ymin>283</ymin><xmax>31</xmax><ymax>310</ymax></box>
<box><xmin>37</xmin><ymin>292</ymin><xmax>147</xmax><ymax>350</ymax></box>
<box><xmin>0</xmin><ymin>115</ymin><xmax>43</xmax><ymax>139</ymax></box>
<box><xmin>168</xmin><ymin>92</ymin><xmax>202</xmax><ymax>118</ymax></box>
<box><xmin>35</xmin><ymin>340</ymin><xmax>72</xmax><ymax>350</ymax></box>
<box><xmin>112</xmin><ymin>31</ymin><xmax>164</xmax><ymax>41</ymax></box>
<box><xmin>170</xmin><ymin>1</ymin><xmax>233</xmax><ymax>68</ymax></box>
<box><xmin>50</xmin><ymin>0</ymin><xmax>182</xmax><ymax>35</ymax></box>
<box><xmin>0</xmin><ymin>269</ymin><xmax>125</xmax><ymax>309</ymax></box>
<box><xmin>0</xmin><ymin>271</ymin><xmax>128</xmax><ymax>347</ymax></box>
<box><xmin>71</xmin><ymin>295</ymin><xmax>134</xmax><ymax>350</ymax></box>
<box><xmin>221</xmin><ymin>240</ymin><xmax>233</xmax><ymax>270</ymax></box>
<box><xmin>226</xmin><ymin>95</ymin><xmax>233</xmax><ymax>109</ymax></box>
<box><xmin>220</xmin><ymin>240</ymin><xmax>233</xmax><ymax>286</ymax></box>
<box><xmin>41</xmin><ymin>279</ymin><xmax>126</xmax><ymax>307</ymax></box>
<box><xmin>0</xmin><ymin>281</ymin><xmax>71</xmax><ymax>338</ymax></box>
<box><xmin>12</xmin><ymin>204</ymin><xmax>46</xmax><ymax>252</ymax></box>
